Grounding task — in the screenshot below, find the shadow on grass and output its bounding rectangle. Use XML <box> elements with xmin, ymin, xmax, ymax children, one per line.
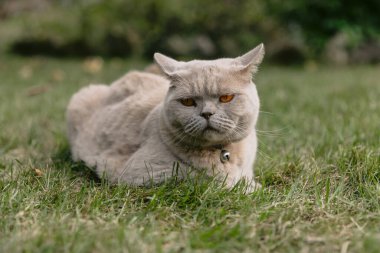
<box><xmin>52</xmin><ymin>142</ymin><xmax>101</xmax><ymax>184</ymax></box>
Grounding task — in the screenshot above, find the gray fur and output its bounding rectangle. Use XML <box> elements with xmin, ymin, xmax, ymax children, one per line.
<box><xmin>66</xmin><ymin>44</ymin><xmax>265</xmax><ymax>192</ymax></box>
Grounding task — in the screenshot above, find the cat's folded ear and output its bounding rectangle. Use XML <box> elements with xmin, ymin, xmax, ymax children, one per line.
<box><xmin>235</xmin><ymin>43</ymin><xmax>265</xmax><ymax>75</ymax></box>
<box><xmin>154</xmin><ymin>53</ymin><xmax>181</xmax><ymax>77</ymax></box>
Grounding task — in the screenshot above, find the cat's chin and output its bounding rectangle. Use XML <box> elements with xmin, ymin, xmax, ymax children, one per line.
<box><xmin>199</xmin><ymin>130</ymin><xmax>230</xmax><ymax>145</ymax></box>
<box><xmin>181</xmin><ymin>126</ymin><xmax>247</xmax><ymax>147</ymax></box>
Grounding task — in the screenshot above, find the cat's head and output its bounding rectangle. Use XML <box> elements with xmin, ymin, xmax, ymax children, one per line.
<box><xmin>155</xmin><ymin>44</ymin><xmax>264</xmax><ymax>148</ymax></box>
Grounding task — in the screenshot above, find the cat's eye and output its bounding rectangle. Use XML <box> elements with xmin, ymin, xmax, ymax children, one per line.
<box><xmin>219</xmin><ymin>94</ymin><xmax>235</xmax><ymax>103</ymax></box>
<box><xmin>180</xmin><ymin>98</ymin><xmax>196</xmax><ymax>107</ymax></box>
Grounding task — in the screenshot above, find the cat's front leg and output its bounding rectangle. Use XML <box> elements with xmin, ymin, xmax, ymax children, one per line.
<box><xmin>223</xmin><ymin>165</ymin><xmax>261</xmax><ymax>194</ymax></box>
<box><xmin>224</xmin><ymin>177</ymin><xmax>261</xmax><ymax>193</ymax></box>
<box><xmin>245</xmin><ymin>180</ymin><xmax>262</xmax><ymax>193</ymax></box>
<box><xmin>115</xmin><ymin>137</ymin><xmax>189</xmax><ymax>186</ymax></box>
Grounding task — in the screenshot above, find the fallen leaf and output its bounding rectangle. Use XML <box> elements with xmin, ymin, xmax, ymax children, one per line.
<box><xmin>51</xmin><ymin>69</ymin><xmax>65</xmax><ymax>82</ymax></box>
<box><xmin>305</xmin><ymin>236</ymin><xmax>325</xmax><ymax>243</ymax></box>
<box><xmin>341</xmin><ymin>241</ymin><xmax>350</xmax><ymax>253</ymax></box>
<box><xmin>34</xmin><ymin>168</ymin><xmax>43</xmax><ymax>177</ymax></box>
<box><xmin>19</xmin><ymin>65</ymin><xmax>33</xmax><ymax>79</ymax></box>
<box><xmin>83</xmin><ymin>57</ymin><xmax>103</xmax><ymax>74</ymax></box>
<box><xmin>26</xmin><ymin>85</ymin><xmax>49</xmax><ymax>97</ymax></box>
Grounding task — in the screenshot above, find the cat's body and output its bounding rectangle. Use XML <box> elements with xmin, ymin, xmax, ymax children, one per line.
<box><xmin>67</xmin><ymin>44</ymin><xmax>265</xmax><ymax>192</ymax></box>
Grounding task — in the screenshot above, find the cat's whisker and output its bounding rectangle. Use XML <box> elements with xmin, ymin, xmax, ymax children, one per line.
<box><xmin>256</xmin><ymin>127</ymin><xmax>288</xmax><ymax>137</ymax></box>
<box><xmin>212</xmin><ymin>122</ymin><xmax>232</xmax><ymax>132</ymax></box>
<box><xmin>257</xmin><ymin>139</ymin><xmax>273</xmax><ymax>155</ymax></box>
<box><xmin>213</xmin><ymin>117</ymin><xmax>235</xmax><ymax>125</ymax></box>
<box><xmin>256</xmin><ymin>127</ymin><xmax>288</xmax><ymax>133</ymax></box>
<box><xmin>161</xmin><ymin>128</ymin><xmax>189</xmax><ymax>147</ymax></box>
<box><xmin>232</xmin><ymin>125</ymin><xmax>250</xmax><ymax>136</ymax></box>
<box><xmin>256</xmin><ymin>140</ymin><xmax>273</xmax><ymax>161</ymax></box>
<box><xmin>184</xmin><ymin>120</ymin><xmax>198</xmax><ymax>133</ymax></box>
<box><xmin>257</xmin><ymin>148</ymin><xmax>272</xmax><ymax>161</ymax></box>
<box><xmin>211</xmin><ymin>118</ymin><xmax>235</xmax><ymax>130</ymax></box>
<box><xmin>187</xmin><ymin>121</ymin><xmax>201</xmax><ymax>134</ymax></box>
<box><xmin>259</xmin><ymin>110</ymin><xmax>276</xmax><ymax>115</ymax></box>
<box><xmin>174</xmin><ymin>131</ymin><xmax>192</xmax><ymax>145</ymax></box>
<box><xmin>256</xmin><ymin>132</ymin><xmax>284</xmax><ymax>138</ymax></box>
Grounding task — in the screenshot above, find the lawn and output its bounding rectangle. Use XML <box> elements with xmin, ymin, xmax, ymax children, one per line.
<box><xmin>1</xmin><ymin>55</ymin><xmax>380</xmax><ymax>253</ymax></box>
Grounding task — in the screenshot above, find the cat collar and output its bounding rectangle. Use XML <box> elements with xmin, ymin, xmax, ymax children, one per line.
<box><xmin>220</xmin><ymin>149</ymin><xmax>230</xmax><ymax>163</ymax></box>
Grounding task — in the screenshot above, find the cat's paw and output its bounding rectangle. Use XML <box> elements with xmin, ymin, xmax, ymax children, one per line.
<box><xmin>245</xmin><ymin>181</ymin><xmax>262</xmax><ymax>194</ymax></box>
<box><xmin>226</xmin><ymin>178</ymin><xmax>262</xmax><ymax>194</ymax></box>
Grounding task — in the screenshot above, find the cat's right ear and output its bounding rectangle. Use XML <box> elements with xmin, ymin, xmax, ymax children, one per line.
<box><xmin>235</xmin><ymin>43</ymin><xmax>265</xmax><ymax>75</ymax></box>
<box><xmin>154</xmin><ymin>53</ymin><xmax>179</xmax><ymax>77</ymax></box>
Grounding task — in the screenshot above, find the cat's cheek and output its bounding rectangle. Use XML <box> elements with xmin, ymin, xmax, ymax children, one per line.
<box><xmin>177</xmin><ymin>114</ymin><xmax>198</xmax><ymax>131</ymax></box>
<box><xmin>165</xmin><ymin>110</ymin><xmax>186</xmax><ymax>129</ymax></box>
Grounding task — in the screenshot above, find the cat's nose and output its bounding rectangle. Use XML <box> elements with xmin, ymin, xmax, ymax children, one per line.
<box><xmin>201</xmin><ymin>112</ymin><xmax>214</xmax><ymax>120</ymax></box>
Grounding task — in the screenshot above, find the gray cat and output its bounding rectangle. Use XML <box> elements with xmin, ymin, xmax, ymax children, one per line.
<box><xmin>66</xmin><ymin>43</ymin><xmax>265</xmax><ymax>192</ymax></box>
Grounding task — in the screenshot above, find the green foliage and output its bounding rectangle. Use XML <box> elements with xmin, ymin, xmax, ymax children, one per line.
<box><xmin>266</xmin><ymin>0</ymin><xmax>380</xmax><ymax>55</ymax></box>
<box><xmin>2</xmin><ymin>0</ymin><xmax>380</xmax><ymax>61</ymax></box>
<box><xmin>3</xmin><ymin>0</ymin><xmax>266</xmax><ymax>58</ymax></box>
<box><xmin>74</xmin><ymin>0</ymin><xmax>266</xmax><ymax>57</ymax></box>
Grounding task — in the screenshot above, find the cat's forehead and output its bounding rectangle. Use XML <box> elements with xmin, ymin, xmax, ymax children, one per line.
<box><xmin>186</xmin><ymin>58</ymin><xmax>236</xmax><ymax>68</ymax></box>
<box><xmin>174</xmin><ymin>63</ymin><xmax>248</xmax><ymax>96</ymax></box>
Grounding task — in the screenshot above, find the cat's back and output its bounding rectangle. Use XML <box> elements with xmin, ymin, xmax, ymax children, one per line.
<box><xmin>90</xmin><ymin>71</ymin><xmax>169</xmax><ymax>143</ymax></box>
<box><xmin>109</xmin><ymin>70</ymin><xmax>168</xmax><ymax>101</ymax></box>
<box><xmin>67</xmin><ymin>70</ymin><xmax>169</xmax><ymax>163</ymax></box>
<box><xmin>95</xmin><ymin>71</ymin><xmax>169</xmax><ymax>152</ymax></box>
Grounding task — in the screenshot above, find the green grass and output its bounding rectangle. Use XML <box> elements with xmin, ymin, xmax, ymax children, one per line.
<box><xmin>1</xmin><ymin>55</ymin><xmax>380</xmax><ymax>253</ymax></box>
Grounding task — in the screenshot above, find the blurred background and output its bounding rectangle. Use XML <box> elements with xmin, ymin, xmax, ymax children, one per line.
<box><xmin>1</xmin><ymin>0</ymin><xmax>380</xmax><ymax>65</ymax></box>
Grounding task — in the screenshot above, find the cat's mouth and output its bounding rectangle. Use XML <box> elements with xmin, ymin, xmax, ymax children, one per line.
<box><xmin>203</xmin><ymin>125</ymin><xmax>219</xmax><ymax>133</ymax></box>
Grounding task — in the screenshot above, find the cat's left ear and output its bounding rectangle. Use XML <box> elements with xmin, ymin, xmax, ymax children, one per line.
<box><xmin>154</xmin><ymin>52</ymin><xmax>181</xmax><ymax>77</ymax></box>
<box><xmin>235</xmin><ymin>43</ymin><xmax>265</xmax><ymax>75</ymax></box>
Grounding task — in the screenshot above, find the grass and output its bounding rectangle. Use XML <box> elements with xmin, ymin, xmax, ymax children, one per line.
<box><xmin>1</xmin><ymin>55</ymin><xmax>380</xmax><ymax>253</ymax></box>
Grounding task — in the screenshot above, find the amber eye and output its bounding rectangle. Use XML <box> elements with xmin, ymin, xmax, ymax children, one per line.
<box><xmin>180</xmin><ymin>98</ymin><xmax>196</xmax><ymax>106</ymax></box>
<box><xmin>219</xmin><ymin>94</ymin><xmax>235</xmax><ymax>103</ymax></box>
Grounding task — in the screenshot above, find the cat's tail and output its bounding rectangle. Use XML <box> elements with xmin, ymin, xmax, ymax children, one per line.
<box><xmin>66</xmin><ymin>84</ymin><xmax>111</xmax><ymax>146</ymax></box>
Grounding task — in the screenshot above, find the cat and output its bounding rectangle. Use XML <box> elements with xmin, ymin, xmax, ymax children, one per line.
<box><xmin>66</xmin><ymin>43</ymin><xmax>265</xmax><ymax>192</ymax></box>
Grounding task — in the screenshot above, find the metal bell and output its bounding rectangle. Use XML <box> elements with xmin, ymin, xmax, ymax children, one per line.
<box><xmin>220</xmin><ymin>149</ymin><xmax>230</xmax><ymax>163</ymax></box>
